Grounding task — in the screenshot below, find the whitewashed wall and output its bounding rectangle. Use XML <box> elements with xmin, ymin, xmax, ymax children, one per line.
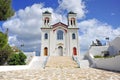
<box><xmin>89</xmin><ymin>46</ymin><xmax>109</xmax><ymax>56</ymax></box>
<box><xmin>24</xmin><ymin>52</ymin><xmax>36</xmax><ymax>64</ymax></box>
<box><xmin>110</xmin><ymin>37</ymin><xmax>120</xmax><ymax>55</ymax></box>
<box><xmin>24</xmin><ymin>52</ymin><xmax>36</xmax><ymax>56</ymax></box>
<box><xmin>94</xmin><ymin>55</ymin><xmax>120</xmax><ymax>71</ymax></box>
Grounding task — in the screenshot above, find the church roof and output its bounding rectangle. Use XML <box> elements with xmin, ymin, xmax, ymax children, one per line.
<box><xmin>52</xmin><ymin>22</ymin><xmax>68</xmax><ymax>28</ymax></box>
<box><xmin>68</xmin><ymin>11</ymin><xmax>76</xmax><ymax>14</ymax></box>
<box><xmin>43</xmin><ymin>11</ymin><xmax>51</xmax><ymax>14</ymax></box>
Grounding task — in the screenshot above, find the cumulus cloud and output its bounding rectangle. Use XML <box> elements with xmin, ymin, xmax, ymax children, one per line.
<box><xmin>3</xmin><ymin>0</ymin><xmax>120</xmax><ymax>55</ymax></box>
<box><xmin>3</xmin><ymin>3</ymin><xmax>64</xmax><ymax>52</ymax></box>
<box><xmin>57</xmin><ymin>0</ymin><xmax>87</xmax><ymax>19</ymax></box>
<box><xmin>3</xmin><ymin>0</ymin><xmax>86</xmax><ymax>53</ymax></box>
<box><xmin>79</xmin><ymin>19</ymin><xmax>120</xmax><ymax>54</ymax></box>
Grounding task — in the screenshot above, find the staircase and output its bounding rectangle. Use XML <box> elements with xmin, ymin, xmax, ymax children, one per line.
<box><xmin>46</xmin><ymin>56</ymin><xmax>78</xmax><ymax>68</ymax></box>
<box><xmin>29</xmin><ymin>56</ymin><xmax>45</xmax><ymax>69</ymax></box>
<box><xmin>79</xmin><ymin>60</ymin><xmax>89</xmax><ymax>68</ymax></box>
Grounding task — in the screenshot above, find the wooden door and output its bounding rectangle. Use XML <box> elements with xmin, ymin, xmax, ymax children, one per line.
<box><xmin>44</xmin><ymin>47</ymin><xmax>48</xmax><ymax>56</ymax></box>
<box><xmin>73</xmin><ymin>47</ymin><xmax>77</xmax><ymax>55</ymax></box>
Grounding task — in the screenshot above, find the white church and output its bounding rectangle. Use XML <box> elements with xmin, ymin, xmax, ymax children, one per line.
<box><xmin>41</xmin><ymin>11</ymin><xmax>80</xmax><ymax>56</ymax></box>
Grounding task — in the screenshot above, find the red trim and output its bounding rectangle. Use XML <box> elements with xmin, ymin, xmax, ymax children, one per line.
<box><xmin>64</xmin><ymin>29</ymin><xmax>67</xmax><ymax>33</ymax></box>
<box><xmin>53</xmin><ymin>29</ymin><xmax>56</xmax><ymax>32</ymax></box>
<box><xmin>52</xmin><ymin>22</ymin><xmax>68</xmax><ymax>28</ymax></box>
<box><xmin>44</xmin><ymin>17</ymin><xmax>49</xmax><ymax>19</ymax></box>
<box><xmin>73</xmin><ymin>47</ymin><xmax>77</xmax><ymax>55</ymax></box>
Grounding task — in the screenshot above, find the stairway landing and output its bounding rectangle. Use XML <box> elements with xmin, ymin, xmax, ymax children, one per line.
<box><xmin>46</xmin><ymin>56</ymin><xmax>78</xmax><ymax>68</ymax></box>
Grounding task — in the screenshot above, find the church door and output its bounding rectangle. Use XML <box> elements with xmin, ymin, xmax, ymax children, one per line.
<box><xmin>44</xmin><ymin>47</ymin><xmax>48</xmax><ymax>56</ymax></box>
<box><xmin>58</xmin><ymin>46</ymin><xmax>63</xmax><ymax>56</ymax></box>
<box><xmin>73</xmin><ymin>47</ymin><xmax>77</xmax><ymax>55</ymax></box>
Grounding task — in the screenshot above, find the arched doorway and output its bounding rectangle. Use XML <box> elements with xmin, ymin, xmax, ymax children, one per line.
<box><xmin>73</xmin><ymin>47</ymin><xmax>77</xmax><ymax>55</ymax></box>
<box><xmin>44</xmin><ymin>47</ymin><xmax>48</xmax><ymax>56</ymax></box>
<box><xmin>58</xmin><ymin>46</ymin><xmax>63</xmax><ymax>56</ymax></box>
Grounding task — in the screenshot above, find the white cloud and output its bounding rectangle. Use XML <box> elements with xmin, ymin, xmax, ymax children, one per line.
<box><xmin>3</xmin><ymin>1</ymin><xmax>119</xmax><ymax>55</ymax></box>
<box><xmin>79</xmin><ymin>19</ymin><xmax>120</xmax><ymax>54</ymax></box>
<box><xmin>57</xmin><ymin>0</ymin><xmax>87</xmax><ymax>19</ymax></box>
<box><xmin>3</xmin><ymin>3</ymin><xmax>64</xmax><ymax>52</ymax></box>
<box><xmin>2</xmin><ymin>0</ymin><xmax>87</xmax><ymax>53</ymax></box>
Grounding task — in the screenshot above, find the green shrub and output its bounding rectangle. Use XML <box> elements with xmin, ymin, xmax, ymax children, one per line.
<box><xmin>0</xmin><ymin>45</ymin><xmax>14</xmax><ymax>65</ymax></box>
<box><xmin>7</xmin><ymin>52</ymin><xmax>27</xmax><ymax>65</ymax></box>
<box><xmin>94</xmin><ymin>55</ymin><xmax>103</xmax><ymax>58</ymax></box>
<box><xmin>94</xmin><ymin>55</ymin><xmax>113</xmax><ymax>58</ymax></box>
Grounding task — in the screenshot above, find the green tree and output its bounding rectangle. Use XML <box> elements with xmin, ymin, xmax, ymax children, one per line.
<box><xmin>0</xmin><ymin>44</ymin><xmax>13</xmax><ymax>65</ymax></box>
<box><xmin>0</xmin><ymin>32</ymin><xmax>7</xmax><ymax>48</ymax></box>
<box><xmin>0</xmin><ymin>31</ymin><xmax>13</xmax><ymax>65</ymax></box>
<box><xmin>7</xmin><ymin>52</ymin><xmax>27</xmax><ymax>65</ymax></box>
<box><xmin>0</xmin><ymin>0</ymin><xmax>14</xmax><ymax>20</ymax></box>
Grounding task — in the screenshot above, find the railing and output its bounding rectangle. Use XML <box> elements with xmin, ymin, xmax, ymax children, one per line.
<box><xmin>72</xmin><ymin>56</ymin><xmax>80</xmax><ymax>68</ymax></box>
<box><xmin>42</xmin><ymin>56</ymin><xmax>49</xmax><ymax>69</ymax></box>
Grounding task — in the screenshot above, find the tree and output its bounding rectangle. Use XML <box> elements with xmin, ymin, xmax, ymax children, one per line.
<box><xmin>0</xmin><ymin>0</ymin><xmax>14</xmax><ymax>20</ymax></box>
<box><xmin>0</xmin><ymin>32</ymin><xmax>7</xmax><ymax>48</ymax></box>
<box><xmin>0</xmin><ymin>31</ymin><xmax>13</xmax><ymax>65</ymax></box>
<box><xmin>7</xmin><ymin>52</ymin><xmax>27</xmax><ymax>65</ymax></box>
<box><xmin>0</xmin><ymin>44</ymin><xmax>13</xmax><ymax>65</ymax></box>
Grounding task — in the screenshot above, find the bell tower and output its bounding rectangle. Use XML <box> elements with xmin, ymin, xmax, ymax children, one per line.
<box><xmin>68</xmin><ymin>11</ymin><xmax>77</xmax><ymax>28</ymax></box>
<box><xmin>42</xmin><ymin>11</ymin><xmax>51</xmax><ymax>28</ymax></box>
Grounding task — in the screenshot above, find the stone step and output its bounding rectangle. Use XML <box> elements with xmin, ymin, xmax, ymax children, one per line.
<box><xmin>29</xmin><ymin>56</ymin><xmax>45</xmax><ymax>69</ymax></box>
<box><xmin>46</xmin><ymin>56</ymin><xmax>78</xmax><ymax>68</ymax></box>
<box><xmin>80</xmin><ymin>60</ymin><xmax>89</xmax><ymax>68</ymax></box>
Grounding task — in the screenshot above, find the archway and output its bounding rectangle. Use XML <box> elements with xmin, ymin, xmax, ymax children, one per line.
<box><xmin>73</xmin><ymin>47</ymin><xmax>77</xmax><ymax>55</ymax></box>
<box><xmin>58</xmin><ymin>46</ymin><xmax>63</xmax><ymax>56</ymax></box>
<box><xmin>44</xmin><ymin>47</ymin><xmax>48</xmax><ymax>56</ymax></box>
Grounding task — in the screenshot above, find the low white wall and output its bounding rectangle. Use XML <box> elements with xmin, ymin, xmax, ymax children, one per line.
<box><xmin>0</xmin><ymin>65</ymin><xmax>28</xmax><ymax>72</ymax></box>
<box><xmin>110</xmin><ymin>37</ymin><xmax>120</xmax><ymax>55</ymax></box>
<box><xmin>0</xmin><ymin>56</ymin><xmax>44</xmax><ymax>71</ymax></box>
<box><xmin>94</xmin><ymin>55</ymin><xmax>120</xmax><ymax>71</ymax></box>
<box><xmin>24</xmin><ymin>52</ymin><xmax>36</xmax><ymax>57</ymax></box>
<box><xmin>24</xmin><ymin>52</ymin><xmax>36</xmax><ymax>64</ymax></box>
<box><xmin>89</xmin><ymin>46</ymin><xmax>109</xmax><ymax>56</ymax></box>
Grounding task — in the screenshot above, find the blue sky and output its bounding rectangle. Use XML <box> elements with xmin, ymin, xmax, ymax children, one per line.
<box><xmin>85</xmin><ymin>0</ymin><xmax>120</xmax><ymax>27</ymax></box>
<box><xmin>1</xmin><ymin>0</ymin><xmax>120</xmax><ymax>54</ymax></box>
<box><xmin>11</xmin><ymin>0</ymin><xmax>120</xmax><ymax>27</ymax></box>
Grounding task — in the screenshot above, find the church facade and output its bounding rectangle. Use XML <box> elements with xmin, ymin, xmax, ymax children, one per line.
<box><xmin>41</xmin><ymin>11</ymin><xmax>80</xmax><ymax>56</ymax></box>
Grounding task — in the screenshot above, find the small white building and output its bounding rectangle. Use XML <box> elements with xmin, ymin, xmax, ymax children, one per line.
<box><xmin>40</xmin><ymin>11</ymin><xmax>80</xmax><ymax>56</ymax></box>
<box><xmin>109</xmin><ymin>36</ymin><xmax>120</xmax><ymax>55</ymax></box>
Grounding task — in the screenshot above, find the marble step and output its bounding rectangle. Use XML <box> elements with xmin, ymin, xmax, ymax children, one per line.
<box><xmin>46</xmin><ymin>56</ymin><xmax>78</xmax><ymax>68</ymax></box>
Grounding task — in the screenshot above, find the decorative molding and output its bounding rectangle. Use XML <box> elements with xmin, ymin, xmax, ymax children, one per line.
<box><xmin>57</xmin><ymin>43</ymin><xmax>64</xmax><ymax>45</ymax></box>
<box><xmin>52</xmin><ymin>22</ymin><xmax>68</xmax><ymax>28</ymax></box>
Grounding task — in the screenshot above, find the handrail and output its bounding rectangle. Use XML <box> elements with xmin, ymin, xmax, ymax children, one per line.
<box><xmin>42</xmin><ymin>56</ymin><xmax>49</xmax><ymax>69</ymax></box>
<box><xmin>72</xmin><ymin>56</ymin><xmax>80</xmax><ymax>68</ymax></box>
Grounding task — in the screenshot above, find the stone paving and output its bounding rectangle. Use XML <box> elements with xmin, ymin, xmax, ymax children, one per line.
<box><xmin>0</xmin><ymin>56</ymin><xmax>120</xmax><ymax>80</ymax></box>
<box><xmin>0</xmin><ymin>68</ymin><xmax>120</xmax><ymax>80</ymax></box>
<box><xmin>46</xmin><ymin>56</ymin><xmax>78</xmax><ymax>68</ymax></box>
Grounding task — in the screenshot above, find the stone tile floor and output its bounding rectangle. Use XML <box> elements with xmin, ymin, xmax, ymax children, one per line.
<box><xmin>0</xmin><ymin>56</ymin><xmax>120</xmax><ymax>80</ymax></box>
<box><xmin>0</xmin><ymin>68</ymin><xmax>120</xmax><ymax>80</ymax></box>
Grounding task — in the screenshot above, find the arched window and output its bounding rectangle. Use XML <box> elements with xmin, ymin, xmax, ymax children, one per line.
<box><xmin>44</xmin><ymin>17</ymin><xmax>49</xmax><ymax>25</ymax></box>
<box><xmin>71</xmin><ymin>18</ymin><xmax>76</xmax><ymax>25</ymax></box>
<box><xmin>57</xmin><ymin>30</ymin><xmax>63</xmax><ymax>40</ymax></box>
<box><xmin>72</xmin><ymin>33</ymin><xmax>76</xmax><ymax>39</ymax></box>
<box><xmin>44</xmin><ymin>33</ymin><xmax>48</xmax><ymax>39</ymax></box>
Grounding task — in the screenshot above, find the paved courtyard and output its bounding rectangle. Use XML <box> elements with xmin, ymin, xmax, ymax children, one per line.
<box><xmin>0</xmin><ymin>68</ymin><xmax>120</xmax><ymax>80</ymax></box>
<box><xmin>0</xmin><ymin>56</ymin><xmax>120</xmax><ymax>80</ymax></box>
